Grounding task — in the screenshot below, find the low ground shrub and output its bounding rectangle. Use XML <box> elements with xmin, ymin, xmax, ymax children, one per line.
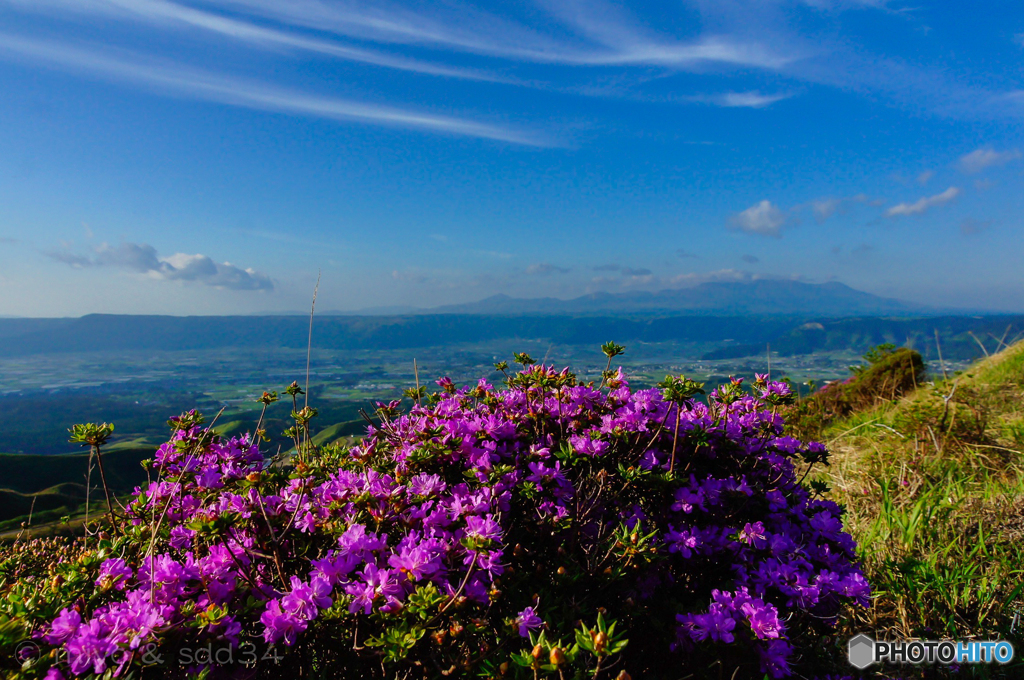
<box><xmin>785</xmin><ymin>346</ymin><xmax>925</xmax><ymax>441</ymax></box>
<box><xmin>1</xmin><ymin>351</ymin><xmax>868</xmax><ymax>679</ymax></box>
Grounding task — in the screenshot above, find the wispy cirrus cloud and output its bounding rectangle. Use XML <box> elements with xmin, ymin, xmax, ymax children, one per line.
<box><xmin>5</xmin><ymin>0</ymin><xmax>1022</xmax><ymax>126</ymax></box>
<box><xmin>47</xmin><ymin>242</ymin><xmax>274</xmax><ymax>290</ymax></box>
<box><xmin>2</xmin><ymin>0</ymin><xmax>799</xmax><ymax>77</ymax></box>
<box><xmin>190</xmin><ymin>0</ymin><xmax>799</xmax><ymax>70</ymax></box>
<box><xmin>885</xmin><ymin>186</ymin><xmax>960</xmax><ymax>217</ymax></box>
<box><xmin>0</xmin><ymin>33</ymin><xmax>548</xmax><ymax>146</ymax></box>
<box><xmin>3</xmin><ymin>0</ymin><xmax>498</xmax><ymax>82</ymax></box>
<box><xmin>687</xmin><ymin>90</ymin><xmax>793</xmax><ymax>108</ymax></box>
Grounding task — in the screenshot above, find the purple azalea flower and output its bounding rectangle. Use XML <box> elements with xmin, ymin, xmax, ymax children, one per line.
<box><xmin>515</xmin><ymin>606</ymin><xmax>543</xmax><ymax>637</ymax></box>
<box><xmin>96</xmin><ymin>558</ymin><xmax>134</xmax><ymax>590</ymax></box>
<box><xmin>45</xmin><ymin>608</ymin><xmax>81</xmax><ymax>645</ymax></box>
<box><xmin>464</xmin><ymin>515</ymin><xmax>502</xmax><ymax>543</ymax></box>
<box><xmin>261</xmin><ymin>599</ymin><xmax>308</xmax><ymax>646</ymax></box>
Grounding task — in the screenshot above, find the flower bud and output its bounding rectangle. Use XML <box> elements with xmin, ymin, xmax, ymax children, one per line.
<box><xmin>449</xmin><ymin>622</ymin><xmax>463</xmax><ymax>637</ymax></box>
<box><xmin>615</xmin><ymin>672</ymin><xmax>632</xmax><ymax>680</ymax></box>
<box><xmin>531</xmin><ymin>644</ymin><xmax>544</xmax><ymax>660</ymax></box>
<box><xmin>549</xmin><ymin>647</ymin><xmax>566</xmax><ymax>666</ymax></box>
<box><xmin>556</xmin><ymin>566</ymin><xmax>566</xmax><ymax>576</ymax></box>
<box><xmin>499</xmin><ymin>662</ymin><xmax>510</xmax><ymax>675</ymax></box>
<box><xmin>593</xmin><ymin>631</ymin><xmax>608</xmax><ymax>653</ymax></box>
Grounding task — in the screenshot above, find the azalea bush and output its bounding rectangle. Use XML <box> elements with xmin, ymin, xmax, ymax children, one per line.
<box><xmin>2</xmin><ymin>347</ymin><xmax>869</xmax><ymax>679</ymax></box>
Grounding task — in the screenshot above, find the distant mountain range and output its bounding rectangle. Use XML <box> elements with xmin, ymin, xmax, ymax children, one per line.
<box><xmin>420</xmin><ymin>281</ymin><xmax>926</xmax><ymax>317</ymax></box>
<box><xmin>1</xmin><ymin>280</ymin><xmax>1008</xmax><ymax>360</ymax></box>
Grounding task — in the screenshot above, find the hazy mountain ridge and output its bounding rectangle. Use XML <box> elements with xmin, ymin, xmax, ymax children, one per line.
<box><xmin>0</xmin><ymin>279</ymin><xmax>1007</xmax><ymax>360</ymax></box>
<box><xmin>0</xmin><ymin>312</ymin><xmax>1021</xmax><ymax>362</ymax></box>
<box><xmin>427</xmin><ymin>280</ymin><xmax>927</xmax><ymax>316</ymax></box>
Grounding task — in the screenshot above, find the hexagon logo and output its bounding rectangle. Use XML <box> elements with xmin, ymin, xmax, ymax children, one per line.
<box><xmin>848</xmin><ymin>633</ymin><xmax>876</xmax><ymax>669</ymax></box>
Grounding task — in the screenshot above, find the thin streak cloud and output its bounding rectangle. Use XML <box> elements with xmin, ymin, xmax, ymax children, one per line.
<box><xmin>885</xmin><ymin>186</ymin><xmax>961</xmax><ymax>217</ymax></box>
<box><xmin>687</xmin><ymin>90</ymin><xmax>793</xmax><ymax>108</ymax></box>
<box><xmin>3</xmin><ymin>0</ymin><xmax>499</xmax><ymax>82</ymax></box>
<box><xmin>192</xmin><ymin>0</ymin><xmax>799</xmax><ymax>70</ymax></box>
<box><xmin>0</xmin><ymin>34</ymin><xmax>550</xmax><ymax>146</ymax></box>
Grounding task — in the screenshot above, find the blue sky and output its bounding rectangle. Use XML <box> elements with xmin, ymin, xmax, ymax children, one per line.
<box><xmin>0</xmin><ymin>0</ymin><xmax>1022</xmax><ymax>316</ymax></box>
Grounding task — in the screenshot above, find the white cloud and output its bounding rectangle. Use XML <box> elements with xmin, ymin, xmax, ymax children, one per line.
<box><xmin>0</xmin><ymin>33</ymin><xmax>549</xmax><ymax>146</ymax></box>
<box><xmin>812</xmin><ymin>197</ymin><xmax>842</xmax><ymax>222</ymax></box>
<box><xmin>526</xmin><ymin>262</ymin><xmax>570</xmax><ymax>275</ymax></box>
<box><xmin>958</xmin><ymin>147</ymin><xmax>1021</xmax><ymax>174</ymax></box>
<box><xmin>689</xmin><ymin>91</ymin><xmax>793</xmax><ymax>108</ymax></box>
<box><xmin>669</xmin><ymin>269</ymin><xmax>753</xmax><ymax>286</ymax></box>
<box><xmin>191</xmin><ymin>0</ymin><xmax>799</xmax><ymax>70</ymax></box>
<box><xmin>960</xmin><ymin>218</ymin><xmax>990</xmax><ymax>235</ymax></box>
<box><xmin>916</xmin><ymin>170</ymin><xmax>933</xmax><ymax>185</ymax></box>
<box><xmin>729</xmin><ymin>200</ymin><xmax>786</xmax><ymax>237</ymax></box>
<box><xmin>885</xmin><ymin>186</ymin><xmax>960</xmax><ymax>217</ymax></box>
<box><xmin>48</xmin><ymin>242</ymin><xmax>273</xmax><ymax>290</ymax></box>
<box><xmin>5</xmin><ymin>0</ymin><xmax>498</xmax><ymax>82</ymax></box>
<box><xmin>809</xmin><ymin>193</ymin><xmax>875</xmax><ymax>222</ymax></box>
<box><xmin>391</xmin><ymin>269</ymin><xmax>428</xmax><ymax>283</ymax></box>
<box><xmin>5</xmin><ymin>0</ymin><xmax>1021</xmax><ymax>127</ymax></box>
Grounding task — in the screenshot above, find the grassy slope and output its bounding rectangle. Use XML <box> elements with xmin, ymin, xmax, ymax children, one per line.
<box><xmin>0</xmin><ymin>418</ymin><xmax>367</xmax><ymax>534</ymax></box>
<box><xmin>816</xmin><ymin>340</ymin><xmax>1024</xmax><ymax>648</ymax></box>
<box><xmin>0</xmin><ymin>445</ymin><xmax>154</xmax><ymax>532</ymax></box>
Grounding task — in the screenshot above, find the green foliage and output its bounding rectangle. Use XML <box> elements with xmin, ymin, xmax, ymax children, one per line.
<box><xmin>657</xmin><ymin>375</ymin><xmax>705</xmax><ymax>404</ymax></box>
<box><xmin>67</xmin><ymin>423</ymin><xmax>114</xmax><ymax>448</ymax></box>
<box><xmin>854</xmin><ymin>342</ymin><xmax>898</xmax><ymax>372</ymax></box>
<box><xmin>785</xmin><ymin>345</ymin><xmax>925</xmax><ymax>441</ymax></box>
<box><xmin>600</xmin><ymin>341</ymin><xmax>625</xmax><ymax>359</ymax></box>
<box><xmin>813</xmin><ymin>339</ymin><xmax>1024</xmax><ymax>677</ymax></box>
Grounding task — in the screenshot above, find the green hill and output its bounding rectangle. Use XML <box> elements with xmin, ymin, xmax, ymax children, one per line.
<box><xmin>0</xmin><ymin>446</ymin><xmax>154</xmax><ymax>532</ymax></box>
<box><xmin>807</xmin><ymin>339</ymin><xmax>1024</xmax><ymax>647</ymax></box>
